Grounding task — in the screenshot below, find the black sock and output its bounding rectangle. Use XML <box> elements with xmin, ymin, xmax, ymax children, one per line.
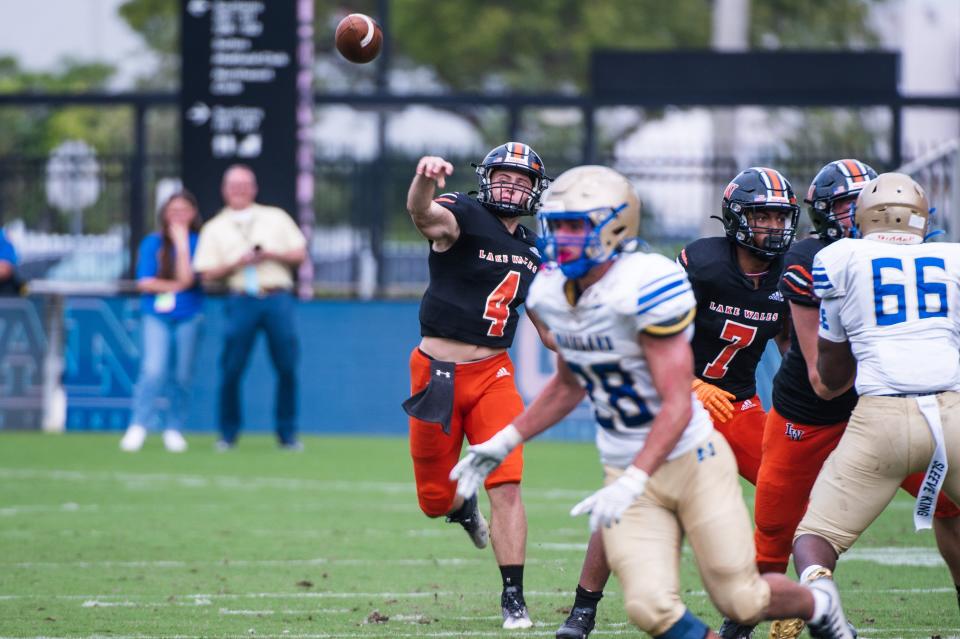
<box><xmin>955</xmin><ymin>584</ymin><xmax>960</xmax><ymax>612</ymax></box>
<box><xmin>500</xmin><ymin>564</ymin><xmax>524</xmax><ymax>590</ymax></box>
<box><xmin>573</xmin><ymin>584</ymin><xmax>603</xmax><ymax>611</ymax></box>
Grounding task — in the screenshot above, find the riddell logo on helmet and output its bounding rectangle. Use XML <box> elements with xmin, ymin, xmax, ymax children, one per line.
<box><xmin>865</xmin><ymin>231</ymin><xmax>922</xmax><ymax>244</ymax></box>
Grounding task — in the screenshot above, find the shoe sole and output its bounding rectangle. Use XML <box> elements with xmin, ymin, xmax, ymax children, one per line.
<box><xmin>471</xmin><ymin>510</ymin><xmax>489</xmax><ymax>549</ymax></box>
<box><xmin>503</xmin><ymin>617</ymin><xmax>533</xmax><ymax>630</ymax></box>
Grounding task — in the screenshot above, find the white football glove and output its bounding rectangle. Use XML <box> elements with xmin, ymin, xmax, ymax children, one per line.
<box><xmin>570</xmin><ymin>465</ymin><xmax>649</xmax><ymax>532</ymax></box>
<box><xmin>449</xmin><ymin>425</ymin><xmax>524</xmax><ymax>499</ymax></box>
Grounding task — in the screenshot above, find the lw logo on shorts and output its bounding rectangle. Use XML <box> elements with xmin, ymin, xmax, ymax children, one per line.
<box><xmin>785</xmin><ymin>422</ymin><xmax>804</xmax><ymax>441</ymax></box>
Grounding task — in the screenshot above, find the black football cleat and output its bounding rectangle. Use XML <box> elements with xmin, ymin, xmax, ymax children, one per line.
<box><xmin>556</xmin><ymin>606</ymin><xmax>596</xmax><ymax>639</ymax></box>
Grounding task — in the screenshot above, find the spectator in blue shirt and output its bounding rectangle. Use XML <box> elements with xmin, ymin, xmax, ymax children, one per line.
<box><xmin>0</xmin><ymin>228</ymin><xmax>22</xmax><ymax>296</ymax></box>
<box><xmin>120</xmin><ymin>191</ymin><xmax>204</xmax><ymax>453</ymax></box>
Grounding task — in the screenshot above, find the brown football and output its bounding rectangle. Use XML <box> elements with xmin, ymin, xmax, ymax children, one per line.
<box><xmin>334</xmin><ymin>13</ymin><xmax>383</xmax><ymax>64</ymax></box>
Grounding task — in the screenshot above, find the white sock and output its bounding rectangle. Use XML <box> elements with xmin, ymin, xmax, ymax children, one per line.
<box><xmin>800</xmin><ymin>564</ymin><xmax>826</xmax><ymax>583</ymax></box>
<box><xmin>807</xmin><ymin>586</ymin><xmax>830</xmax><ymax>623</ymax></box>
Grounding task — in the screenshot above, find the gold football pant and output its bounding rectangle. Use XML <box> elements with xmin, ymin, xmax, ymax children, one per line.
<box><xmin>602</xmin><ymin>430</ymin><xmax>770</xmax><ymax>635</ymax></box>
<box><xmin>797</xmin><ymin>392</ymin><xmax>960</xmax><ymax>554</ymax></box>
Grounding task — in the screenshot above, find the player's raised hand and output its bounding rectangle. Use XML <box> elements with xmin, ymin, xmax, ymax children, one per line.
<box><xmin>570</xmin><ymin>466</ymin><xmax>649</xmax><ymax>532</ymax></box>
<box><xmin>450</xmin><ymin>425</ymin><xmax>524</xmax><ymax>499</ymax></box>
<box><xmin>416</xmin><ymin>156</ymin><xmax>454</xmax><ymax>189</ymax></box>
<box><xmin>691</xmin><ymin>379</ymin><xmax>736</xmax><ymax>423</ymax></box>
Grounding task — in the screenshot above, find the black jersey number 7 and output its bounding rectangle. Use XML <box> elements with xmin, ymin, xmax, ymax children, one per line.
<box><xmin>703</xmin><ymin>319</ymin><xmax>758</xmax><ymax>379</ymax></box>
<box><xmin>483</xmin><ymin>270</ymin><xmax>521</xmax><ymax>338</ymax></box>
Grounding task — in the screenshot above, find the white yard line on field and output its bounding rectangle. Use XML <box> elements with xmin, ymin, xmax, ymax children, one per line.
<box><xmin>4</xmin><ymin>546</ymin><xmax>944</xmax><ymax>570</ymax></box>
<box><xmin>0</xmin><ymin>467</ymin><xmax>581</xmax><ymax>501</ymax></box>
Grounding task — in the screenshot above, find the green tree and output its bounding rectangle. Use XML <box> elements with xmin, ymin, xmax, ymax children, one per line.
<box><xmin>0</xmin><ymin>56</ymin><xmax>121</xmax><ymax>156</ymax></box>
<box><xmin>117</xmin><ymin>0</ymin><xmax>180</xmax><ymax>89</ymax></box>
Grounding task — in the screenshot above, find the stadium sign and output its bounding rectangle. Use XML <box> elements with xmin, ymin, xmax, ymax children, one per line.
<box><xmin>180</xmin><ymin>0</ymin><xmax>312</xmax><ymax>220</ymax></box>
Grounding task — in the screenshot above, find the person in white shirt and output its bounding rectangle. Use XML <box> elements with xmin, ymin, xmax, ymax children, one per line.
<box><xmin>450</xmin><ymin>165</ymin><xmax>855</xmax><ymax>639</ymax></box>
<box><xmin>794</xmin><ymin>172</ymin><xmax>960</xmax><ymax>613</ymax></box>
<box><xmin>192</xmin><ymin>165</ymin><xmax>307</xmax><ymax>450</ymax></box>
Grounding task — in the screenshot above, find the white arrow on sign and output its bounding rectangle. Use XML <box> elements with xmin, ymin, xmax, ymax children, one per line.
<box><xmin>187</xmin><ymin>102</ymin><xmax>211</xmax><ymax>126</ymax></box>
<box><xmin>187</xmin><ymin>0</ymin><xmax>210</xmax><ymax>17</ymax></box>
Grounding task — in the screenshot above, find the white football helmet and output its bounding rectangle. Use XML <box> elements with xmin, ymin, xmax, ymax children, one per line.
<box><xmin>854</xmin><ymin>172</ymin><xmax>930</xmax><ymax>244</ymax></box>
<box><xmin>536</xmin><ymin>165</ymin><xmax>641</xmax><ymax>279</ymax></box>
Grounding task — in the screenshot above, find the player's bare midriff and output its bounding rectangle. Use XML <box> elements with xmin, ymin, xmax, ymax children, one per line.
<box><xmin>419</xmin><ymin>335</ymin><xmax>506</xmax><ymax>363</ymax></box>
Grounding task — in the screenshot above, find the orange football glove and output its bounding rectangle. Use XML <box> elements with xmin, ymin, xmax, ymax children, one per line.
<box><xmin>691</xmin><ymin>378</ymin><xmax>736</xmax><ymax>424</ymax></box>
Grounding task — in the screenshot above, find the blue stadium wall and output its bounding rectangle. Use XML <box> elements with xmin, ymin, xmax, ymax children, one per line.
<box><xmin>0</xmin><ymin>297</ymin><xmax>780</xmax><ymax>439</ymax></box>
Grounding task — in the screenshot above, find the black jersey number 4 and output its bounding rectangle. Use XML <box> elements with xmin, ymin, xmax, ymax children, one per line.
<box><xmin>702</xmin><ymin>319</ymin><xmax>758</xmax><ymax>379</ymax></box>
<box><xmin>484</xmin><ymin>270</ymin><xmax>522</xmax><ymax>337</ymax></box>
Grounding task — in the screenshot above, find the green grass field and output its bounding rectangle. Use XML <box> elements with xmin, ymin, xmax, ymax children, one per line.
<box><xmin>0</xmin><ymin>432</ymin><xmax>956</xmax><ymax>638</ymax></box>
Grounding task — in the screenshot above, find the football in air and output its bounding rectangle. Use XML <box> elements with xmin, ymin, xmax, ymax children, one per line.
<box><xmin>335</xmin><ymin>13</ymin><xmax>383</xmax><ymax>64</ymax></box>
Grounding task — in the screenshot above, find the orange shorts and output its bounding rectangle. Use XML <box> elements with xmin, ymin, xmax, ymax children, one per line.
<box><xmin>754</xmin><ymin>407</ymin><xmax>960</xmax><ymax>573</ymax></box>
<box><xmin>408</xmin><ymin>347</ymin><xmax>525</xmax><ymax>517</ymax></box>
<box><xmin>710</xmin><ymin>395</ymin><xmax>765</xmax><ymax>486</ymax></box>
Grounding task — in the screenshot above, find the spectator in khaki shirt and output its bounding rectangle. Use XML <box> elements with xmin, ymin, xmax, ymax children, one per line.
<box><xmin>193</xmin><ymin>164</ymin><xmax>307</xmax><ymax>450</ymax></box>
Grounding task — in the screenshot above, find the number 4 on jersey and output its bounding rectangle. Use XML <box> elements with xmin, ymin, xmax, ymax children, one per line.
<box><xmin>703</xmin><ymin>320</ymin><xmax>758</xmax><ymax>379</ymax></box>
<box><xmin>483</xmin><ymin>270</ymin><xmax>521</xmax><ymax>337</ymax></box>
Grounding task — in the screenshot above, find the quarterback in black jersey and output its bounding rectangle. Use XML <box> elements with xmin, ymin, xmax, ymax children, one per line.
<box><xmin>749</xmin><ymin>160</ymin><xmax>960</xmax><ymax>639</ymax></box>
<box><xmin>403</xmin><ymin>142</ymin><xmax>553</xmax><ymax>630</ymax></box>
<box><xmin>679</xmin><ymin>167</ymin><xmax>796</xmax><ymax>487</ymax></box>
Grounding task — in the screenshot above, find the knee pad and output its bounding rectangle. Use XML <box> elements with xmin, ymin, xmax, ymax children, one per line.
<box><xmin>653</xmin><ymin>610</ymin><xmax>709</xmax><ymax>639</ymax></box>
<box><xmin>710</xmin><ymin>573</ymin><xmax>768</xmax><ymax>626</ymax></box>
<box><xmin>623</xmin><ymin>589</ymin><xmax>686</xmax><ymax>636</ymax></box>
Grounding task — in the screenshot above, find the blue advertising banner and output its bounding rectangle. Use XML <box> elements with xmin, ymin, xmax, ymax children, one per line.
<box><xmin>1</xmin><ymin>295</ymin><xmax>779</xmax><ymax>439</ymax></box>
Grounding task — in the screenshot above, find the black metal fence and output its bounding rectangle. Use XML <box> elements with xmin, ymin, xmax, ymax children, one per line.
<box><xmin>0</xmin><ymin>146</ymin><xmax>926</xmax><ymax>297</ymax></box>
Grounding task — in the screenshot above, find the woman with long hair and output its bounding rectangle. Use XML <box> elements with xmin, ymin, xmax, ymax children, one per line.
<box><xmin>120</xmin><ymin>191</ymin><xmax>204</xmax><ymax>452</ymax></box>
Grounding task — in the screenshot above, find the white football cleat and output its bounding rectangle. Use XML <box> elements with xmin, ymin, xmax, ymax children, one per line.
<box><xmin>501</xmin><ymin>586</ymin><xmax>532</xmax><ymax>629</ymax></box>
<box><xmin>806</xmin><ymin>578</ymin><xmax>854</xmax><ymax>639</ymax></box>
<box><xmin>119</xmin><ymin>424</ymin><xmax>147</xmax><ymax>452</ymax></box>
<box><xmin>162</xmin><ymin>429</ymin><xmax>188</xmax><ymax>453</ymax></box>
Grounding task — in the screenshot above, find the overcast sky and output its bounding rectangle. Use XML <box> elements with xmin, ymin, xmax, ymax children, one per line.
<box><xmin>0</xmin><ymin>0</ymin><xmax>153</xmax><ymax>84</ymax></box>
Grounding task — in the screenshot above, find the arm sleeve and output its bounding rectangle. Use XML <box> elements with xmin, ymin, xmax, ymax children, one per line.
<box><xmin>136</xmin><ymin>235</ymin><xmax>158</xmax><ymax>279</ymax></box>
<box><xmin>817</xmin><ymin>296</ymin><xmax>847</xmax><ymax>342</ymax></box>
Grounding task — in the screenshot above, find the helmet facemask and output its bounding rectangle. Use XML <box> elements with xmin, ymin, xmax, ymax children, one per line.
<box><xmin>805</xmin><ymin>159</ymin><xmax>878</xmax><ymax>243</ymax></box>
<box><xmin>537</xmin><ymin>204</ymin><xmax>629</xmax><ymax>279</ymax></box>
<box><xmin>812</xmin><ymin>195</ymin><xmax>857</xmax><ymax>242</ymax></box>
<box><xmin>728</xmin><ymin>202</ymin><xmax>799</xmax><ymax>260</ymax></box>
<box><xmin>475</xmin><ymin>167</ymin><xmax>543</xmax><ymax>217</ymax></box>
<box><xmin>721</xmin><ymin>167</ymin><xmax>799</xmax><ymax>260</ymax></box>
<box><xmin>535</xmin><ymin>165</ymin><xmax>641</xmax><ymax>280</ymax></box>
<box><xmin>472</xmin><ymin>142</ymin><xmax>550</xmax><ymax>218</ymax></box>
